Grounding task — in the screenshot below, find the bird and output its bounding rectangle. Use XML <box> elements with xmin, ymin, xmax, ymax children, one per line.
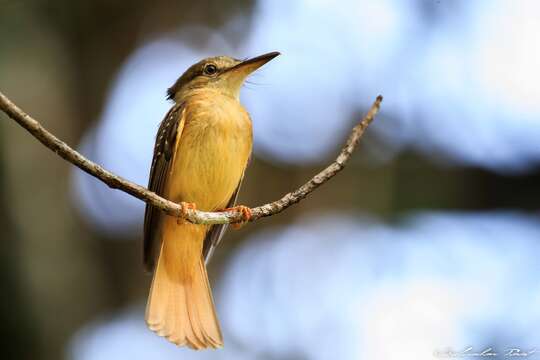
<box><xmin>143</xmin><ymin>51</ymin><xmax>280</xmax><ymax>349</ymax></box>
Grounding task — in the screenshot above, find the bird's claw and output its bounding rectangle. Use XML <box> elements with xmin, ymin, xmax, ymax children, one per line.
<box><xmin>178</xmin><ymin>202</ymin><xmax>197</xmax><ymax>224</ymax></box>
<box><xmin>223</xmin><ymin>205</ymin><xmax>252</xmax><ymax>229</ymax></box>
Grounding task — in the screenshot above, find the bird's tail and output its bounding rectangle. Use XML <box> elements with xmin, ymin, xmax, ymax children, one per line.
<box><xmin>145</xmin><ymin>218</ymin><xmax>223</xmax><ymax>349</ymax></box>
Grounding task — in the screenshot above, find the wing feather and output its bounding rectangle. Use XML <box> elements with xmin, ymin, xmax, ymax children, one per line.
<box><xmin>143</xmin><ymin>103</ymin><xmax>185</xmax><ymax>271</ymax></box>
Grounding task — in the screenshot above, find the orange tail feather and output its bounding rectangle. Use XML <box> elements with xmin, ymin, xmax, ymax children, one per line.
<box><xmin>145</xmin><ymin>219</ymin><xmax>223</xmax><ymax>349</ymax></box>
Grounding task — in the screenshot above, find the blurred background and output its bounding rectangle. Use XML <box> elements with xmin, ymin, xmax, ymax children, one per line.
<box><xmin>1</xmin><ymin>0</ymin><xmax>539</xmax><ymax>359</ymax></box>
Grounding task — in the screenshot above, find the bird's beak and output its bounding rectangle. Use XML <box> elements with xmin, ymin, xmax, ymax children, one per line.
<box><xmin>221</xmin><ymin>51</ymin><xmax>280</xmax><ymax>97</ymax></box>
<box><xmin>225</xmin><ymin>51</ymin><xmax>280</xmax><ymax>79</ymax></box>
<box><xmin>232</xmin><ymin>51</ymin><xmax>280</xmax><ymax>74</ymax></box>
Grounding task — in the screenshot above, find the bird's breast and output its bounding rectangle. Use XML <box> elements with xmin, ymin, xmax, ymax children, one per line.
<box><xmin>166</xmin><ymin>93</ymin><xmax>252</xmax><ymax>211</ymax></box>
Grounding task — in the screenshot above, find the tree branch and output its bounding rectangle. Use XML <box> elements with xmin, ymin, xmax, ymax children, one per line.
<box><xmin>0</xmin><ymin>90</ymin><xmax>382</xmax><ymax>225</ymax></box>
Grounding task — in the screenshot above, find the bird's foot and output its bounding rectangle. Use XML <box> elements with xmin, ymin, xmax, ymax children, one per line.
<box><xmin>178</xmin><ymin>202</ymin><xmax>197</xmax><ymax>224</ymax></box>
<box><xmin>223</xmin><ymin>205</ymin><xmax>252</xmax><ymax>229</ymax></box>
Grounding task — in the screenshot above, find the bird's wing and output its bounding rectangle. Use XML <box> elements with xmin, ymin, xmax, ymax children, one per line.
<box><xmin>143</xmin><ymin>103</ymin><xmax>185</xmax><ymax>272</ymax></box>
<box><xmin>202</xmin><ymin>171</ymin><xmax>246</xmax><ymax>264</ymax></box>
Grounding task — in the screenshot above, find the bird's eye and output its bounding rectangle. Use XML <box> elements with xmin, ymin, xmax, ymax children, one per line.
<box><xmin>203</xmin><ymin>64</ymin><xmax>218</xmax><ymax>76</ymax></box>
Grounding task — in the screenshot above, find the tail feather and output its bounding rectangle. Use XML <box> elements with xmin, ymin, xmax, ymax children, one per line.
<box><xmin>145</xmin><ymin>221</ymin><xmax>223</xmax><ymax>349</ymax></box>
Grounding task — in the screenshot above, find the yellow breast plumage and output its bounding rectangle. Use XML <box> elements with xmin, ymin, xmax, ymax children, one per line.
<box><xmin>165</xmin><ymin>89</ymin><xmax>252</xmax><ymax>211</ymax></box>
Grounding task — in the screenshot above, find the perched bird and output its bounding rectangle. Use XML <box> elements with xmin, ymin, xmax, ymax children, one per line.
<box><xmin>143</xmin><ymin>51</ymin><xmax>280</xmax><ymax>349</ymax></box>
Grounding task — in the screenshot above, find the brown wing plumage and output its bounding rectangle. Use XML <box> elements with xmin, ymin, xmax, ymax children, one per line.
<box><xmin>143</xmin><ymin>103</ymin><xmax>185</xmax><ymax>272</ymax></box>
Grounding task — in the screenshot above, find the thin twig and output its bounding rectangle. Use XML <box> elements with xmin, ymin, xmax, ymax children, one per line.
<box><xmin>0</xmin><ymin>91</ymin><xmax>382</xmax><ymax>225</ymax></box>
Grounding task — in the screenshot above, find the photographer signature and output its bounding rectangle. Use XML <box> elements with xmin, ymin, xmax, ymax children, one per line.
<box><xmin>434</xmin><ymin>346</ymin><xmax>537</xmax><ymax>358</ymax></box>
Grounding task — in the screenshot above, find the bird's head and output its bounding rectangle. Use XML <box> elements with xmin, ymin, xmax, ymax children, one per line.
<box><xmin>167</xmin><ymin>51</ymin><xmax>280</xmax><ymax>101</ymax></box>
